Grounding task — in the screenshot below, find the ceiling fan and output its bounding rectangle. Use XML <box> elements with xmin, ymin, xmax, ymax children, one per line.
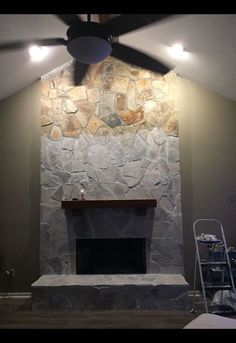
<box><xmin>0</xmin><ymin>14</ymin><xmax>174</xmax><ymax>86</ymax></box>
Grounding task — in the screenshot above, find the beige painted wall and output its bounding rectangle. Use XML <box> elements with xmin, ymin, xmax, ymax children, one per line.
<box><xmin>1</xmin><ymin>76</ymin><xmax>236</xmax><ymax>291</ymax></box>
<box><xmin>0</xmin><ymin>81</ymin><xmax>41</xmax><ymax>292</ymax></box>
<box><xmin>178</xmin><ymin>78</ymin><xmax>236</xmax><ymax>286</ymax></box>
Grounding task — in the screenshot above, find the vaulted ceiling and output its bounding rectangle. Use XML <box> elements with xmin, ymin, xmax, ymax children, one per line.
<box><xmin>0</xmin><ymin>14</ymin><xmax>236</xmax><ymax>102</ymax></box>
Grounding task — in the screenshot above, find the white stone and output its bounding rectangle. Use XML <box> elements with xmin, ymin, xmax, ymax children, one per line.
<box><xmin>144</xmin><ymin>100</ymin><xmax>157</xmax><ymax>113</ymax></box>
<box><xmin>62</xmin><ymin>138</ymin><xmax>74</xmax><ymax>151</ymax></box>
<box><xmin>167</xmin><ymin>136</ymin><xmax>180</xmax><ymax>162</ymax></box>
<box><xmin>130</xmin><ymin>134</ymin><xmax>147</xmax><ymax>161</ymax></box>
<box><xmin>87</xmin><ymin>88</ymin><xmax>100</xmax><ymax>103</ymax></box>
<box><xmin>123</xmin><ymin>161</ymin><xmax>141</xmax><ymax>178</ymax></box>
<box><xmin>63</xmin><ymin>99</ymin><xmax>78</xmax><ymax>113</ymax></box>
<box><xmin>141</xmin><ymin>169</ymin><xmax>161</xmax><ymax>188</ymax></box>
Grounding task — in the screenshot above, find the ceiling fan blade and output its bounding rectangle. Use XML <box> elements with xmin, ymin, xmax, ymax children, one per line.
<box><xmin>74</xmin><ymin>60</ymin><xmax>90</xmax><ymax>86</ymax></box>
<box><xmin>111</xmin><ymin>42</ymin><xmax>171</xmax><ymax>74</ymax></box>
<box><xmin>103</xmin><ymin>14</ymin><xmax>174</xmax><ymax>37</ymax></box>
<box><xmin>0</xmin><ymin>38</ymin><xmax>67</xmax><ymax>51</ymax></box>
<box><xmin>98</xmin><ymin>14</ymin><xmax>113</xmax><ymax>25</ymax></box>
<box><xmin>55</xmin><ymin>14</ymin><xmax>82</xmax><ymax>27</ymax></box>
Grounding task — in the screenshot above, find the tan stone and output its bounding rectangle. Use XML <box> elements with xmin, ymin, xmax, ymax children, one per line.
<box><xmin>50</xmin><ymin>126</ymin><xmax>62</xmax><ymax>140</ymax></box>
<box><xmin>102</xmin><ymin>76</ymin><xmax>112</xmax><ymax>91</ymax></box>
<box><xmin>49</xmin><ymin>89</ymin><xmax>57</xmax><ymax>99</ymax></box>
<box><xmin>63</xmin><ymin>129</ymin><xmax>81</xmax><ymax>138</ymax></box>
<box><xmin>41</xmin><ymin>96</ymin><xmax>52</xmax><ymax>115</ymax></box>
<box><xmin>50</xmin><ymin>79</ymin><xmax>57</xmax><ymax>89</ymax></box>
<box><xmin>114</xmin><ymin>63</ymin><xmax>132</xmax><ymax>77</ymax></box>
<box><xmin>104</xmin><ymin>62</ymin><xmax>115</xmax><ymax>75</ymax></box>
<box><xmin>132</xmin><ymin>119</ymin><xmax>148</xmax><ymax>131</ymax></box>
<box><xmin>153</xmin><ymin>88</ymin><xmax>170</xmax><ymax>102</ymax></box>
<box><xmin>53</xmin><ymin>111</ymin><xmax>64</xmax><ymax>125</ymax></box>
<box><xmin>41</xmin><ymin>80</ymin><xmax>50</xmax><ymax>96</ymax></box>
<box><xmin>53</xmin><ymin>99</ymin><xmax>62</xmax><ymax>111</ymax></box>
<box><xmin>140</xmin><ymin>88</ymin><xmax>153</xmax><ymax>100</ymax></box>
<box><xmin>129</xmin><ymin>68</ymin><xmax>139</xmax><ymax>78</ymax></box>
<box><xmin>94</xmin><ymin>104</ymin><xmax>99</xmax><ymax>116</ymax></box>
<box><xmin>127</xmin><ymin>81</ymin><xmax>138</xmax><ymax>111</ymax></box>
<box><xmin>105</xmin><ymin>55</ymin><xmax>115</xmax><ymax>63</ymax></box>
<box><xmin>90</xmin><ymin>73</ymin><xmax>103</xmax><ymax>89</ymax></box>
<box><xmin>56</xmin><ymin>89</ymin><xmax>68</xmax><ymax>98</ymax></box>
<box><xmin>136</xmin><ymin>92</ymin><xmax>145</xmax><ymax>108</ymax></box>
<box><xmin>100</xmin><ymin>92</ymin><xmax>115</xmax><ymax>110</ymax></box>
<box><xmin>96</xmin><ymin>126</ymin><xmax>110</xmax><ymax>136</ymax></box>
<box><xmin>103</xmin><ymin>75</ymin><xmax>129</xmax><ymax>93</ymax></box>
<box><xmin>164</xmin><ymin>71</ymin><xmax>177</xmax><ymax>83</ymax></box>
<box><xmin>116</xmin><ymin>93</ymin><xmax>126</xmax><ymax>111</ymax></box>
<box><xmin>58</xmin><ymin>76</ymin><xmax>74</xmax><ymax>92</ymax></box>
<box><xmin>144</xmin><ymin>100</ymin><xmax>157</xmax><ymax>113</ymax></box>
<box><xmin>41</xmin><ymin>125</ymin><xmax>51</xmax><ymax>135</ymax></box>
<box><xmin>152</xmin><ymin>72</ymin><xmax>164</xmax><ymax>81</ymax></box>
<box><xmin>163</xmin><ymin>112</ymin><xmax>179</xmax><ymax>136</ymax></box>
<box><xmin>152</xmin><ymin>80</ymin><xmax>169</xmax><ymax>92</ymax></box>
<box><xmin>152</xmin><ymin>80</ymin><xmax>170</xmax><ymax>101</ymax></box>
<box><xmin>67</xmin><ymin>86</ymin><xmax>87</xmax><ymax>101</ymax></box>
<box><xmin>62</xmin><ymin>115</ymin><xmax>82</xmax><ymax>137</ymax></box>
<box><xmin>87</xmin><ymin>62</ymin><xmax>106</xmax><ymax>88</ymax></box>
<box><xmin>161</xmin><ymin>101</ymin><xmax>174</xmax><ymax>114</ymax></box>
<box><xmin>120</xmin><ymin>109</ymin><xmax>144</xmax><ymax>125</ymax></box>
<box><xmin>41</xmin><ymin>114</ymin><xmax>53</xmax><ymax>127</ymax></box>
<box><xmin>113</xmin><ymin>63</ymin><xmax>151</xmax><ymax>80</ymax></box>
<box><xmin>87</xmin><ymin>88</ymin><xmax>100</xmax><ymax>103</ymax></box>
<box><xmin>77</xmin><ymin>101</ymin><xmax>95</xmax><ymax>115</ymax></box>
<box><xmin>75</xmin><ymin>111</ymin><xmax>91</xmax><ymax>128</ymax></box>
<box><xmin>146</xmin><ymin>107</ymin><xmax>160</xmax><ymax>126</ymax></box>
<box><xmin>136</xmin><ymin>79</ymin><xmax>152</xmax><ymax>93</ymax></box>
<box><xmin>153</xmin><ymin>105</ymin><xmax>174</xmax><ymax>128</ymax></box>
<box><xmin>129</xmin><ymin>67</ymin><xmax>151</xmax><ymax>79</ymax></box>
<box><xmin>92</xmin><ymin>61</ymin><xmax>107</xmax><ymax>78</ymax></box>
<box><xmin>60</xmin><ymin>118</ymin><xmax>68</xmax><ymax>131</ymax></box>
<box><xmin>111</xmin><ymin>125</ymin><xmax>133</xmax><ymax>136</ymax></box>
<box><xmin>63</xmin><ymin>99</ymin><xmax>78</xmax><ymax>113</ymax></box>
<box><xmin>138</xmin><ymin>69</ymin><xmax>151</xmax><ymax>79</ymax></box>
<box><xmin>87</xmin><ymin>115</ymin><xmax>105</xmax><ymax>134</ymax></box>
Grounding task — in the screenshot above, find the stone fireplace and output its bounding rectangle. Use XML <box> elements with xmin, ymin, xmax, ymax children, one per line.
<box><xmin>32</xmin><ymin>57</ymin><xmax>190</xmax><ymax>311</ymax></box>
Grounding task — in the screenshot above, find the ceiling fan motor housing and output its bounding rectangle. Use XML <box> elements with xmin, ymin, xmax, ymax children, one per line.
<box><xmin>66</xmin><ymin>21</ymin><xmax>112</xmax><ymax>64</ymax></box>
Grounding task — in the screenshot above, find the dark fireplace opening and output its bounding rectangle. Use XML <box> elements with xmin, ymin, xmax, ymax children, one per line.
<box><xmin>76</xmin><ymin>238</ymin><xmax>146</xmax><ymax>274</ymax></box>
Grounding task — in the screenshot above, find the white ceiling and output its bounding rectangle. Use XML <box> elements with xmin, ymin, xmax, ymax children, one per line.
<box><xmin>0</xmin><ymin>14</ymin><xmax>236</xmax><ymax>102</ymax></box>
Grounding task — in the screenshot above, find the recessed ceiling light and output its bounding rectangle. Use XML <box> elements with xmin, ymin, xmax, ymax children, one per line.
<box><xmin>29</xmin><ymin>45</ymin><xmax>49</xmax><ymax>61</ymax></box>
<box><xmin>168</xmin><ymin>43</ymin><xmax>189</xmax><ymax>60</ymax></box>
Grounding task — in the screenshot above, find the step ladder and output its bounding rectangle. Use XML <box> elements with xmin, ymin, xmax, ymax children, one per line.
<box><xmin>191</xmin><ymin>218</ymin><xmax>236</xmax><ymax>315</ymax></box>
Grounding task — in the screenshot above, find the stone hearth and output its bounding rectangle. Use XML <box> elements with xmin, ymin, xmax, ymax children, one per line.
<box><xmin>32</xmin><ymin>274</ymin><xmax>190</xmax><ymax>311</ymax></box>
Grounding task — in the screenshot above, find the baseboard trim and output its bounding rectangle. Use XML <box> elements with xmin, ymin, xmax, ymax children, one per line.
<box><xmin>0</xmin><ymin>292</ymin><xmax>31</xmax><ymax>298</ymax></box>
<box><xmin>0</xmin><ymin>291</ymin><xmax>199</xmax><ymax>299</ymax></box>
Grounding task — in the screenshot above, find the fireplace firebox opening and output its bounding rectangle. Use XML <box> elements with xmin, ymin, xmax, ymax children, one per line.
<box><xmin>76</xmin><ymin>238</ymin><xmax>146</xmax><ymax>274</ymax></box>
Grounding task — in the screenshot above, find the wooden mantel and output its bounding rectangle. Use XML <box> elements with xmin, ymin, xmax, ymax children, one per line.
<box><xmin>61</xmin><ymin>199</ymin><xmax>157</xmax><ymax>209</ymax></box>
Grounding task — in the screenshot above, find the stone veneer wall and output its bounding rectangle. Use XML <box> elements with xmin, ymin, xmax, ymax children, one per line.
<box><xmin>40</xmin><ymin>57</ymin><xmax>183</xmax><ymax>275</ymax></box>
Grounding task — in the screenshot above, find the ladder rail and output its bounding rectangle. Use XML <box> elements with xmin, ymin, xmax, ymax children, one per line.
<box><xmin>192</xmin><ymin>218</ymin><xmax>236</xmax><ymax>314</ymax></box>
<box><xmin>191</xmin><ymin>251</ymin><xmax>198</xmax><ymax>313</ymax></box>
<box><xmin>193</xmin><ymin>221</ymin><xmax>209</xmax><ymax>312</ymax></box>
<box><xmin>218</xmin><ymin>221</ymin><xmax>236</xmax><ymax>293</ymax></box>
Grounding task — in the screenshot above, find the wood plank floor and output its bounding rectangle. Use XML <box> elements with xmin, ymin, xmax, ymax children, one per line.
<box><xmin>0</xmin><ymin>297</ymin><xmax>198</xmax><ymax>329</ymax></box>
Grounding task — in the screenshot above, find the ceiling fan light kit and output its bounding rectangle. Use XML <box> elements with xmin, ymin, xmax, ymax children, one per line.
<box><xmin>66</xmin><ymin>22</ymin><xmax>112</xmax><ymax>64</ymax></box>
